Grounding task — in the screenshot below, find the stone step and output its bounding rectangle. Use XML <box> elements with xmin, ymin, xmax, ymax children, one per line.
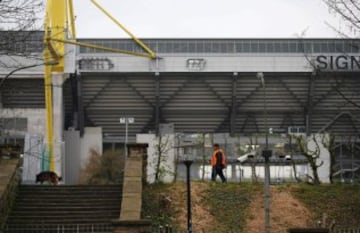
<box><xmin>6</xmin><ymin>184</ymin><xmax>123</xmax><ymax>229</ymax></box>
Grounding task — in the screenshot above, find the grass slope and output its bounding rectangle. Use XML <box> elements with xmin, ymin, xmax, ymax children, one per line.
<box><xmin>142</xmin><ymin>182</ymin><xmax>360</xmax><ymax>232</ymax></box>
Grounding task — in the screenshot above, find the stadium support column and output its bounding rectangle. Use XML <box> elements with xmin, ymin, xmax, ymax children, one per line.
<box><xmin>52</xmin><ymin>72</ymin><xmax>66</xmax><ymax>178</ymax></box>
<box><xmin>306</xmin><ymin>71</ymin><xmax>316</xmax><ymax>136</ymax></box>
<box><xmin>230</xmin><ymin>72</ymin><xmax>238</xmax><ymax>136</ymax></box>
<box><xmin>155</xmin><ymin>72</ymin><xmax>160</xmax><ymax>135</ymax></box>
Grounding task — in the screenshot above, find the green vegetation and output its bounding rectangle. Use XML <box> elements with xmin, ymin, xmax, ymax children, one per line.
<box><xmin>204</xmin><ymin>182</ymin><xmax>261</xmax><ymax>233</ymax></box>
<box><xmin>142</xmin><ymin>183</ymin><xmax>176</xmax><ymax>227</ymax></box>
<box><xmin>142</xmin><ymin>182</ymin><xmax>260</xmax><ymax>232</ymax></box>
<box><xmin>79</xmin><ymin>149</ymin><xmax>125</xmax><ymax>184</ymax></box>
<box><xmin>292</xmin><ymin>183</ymin><xmax>360</xmax><ymax>227</ymax></box>
<box><xmin>142</xmin><ymin>182</ymin><xmax>360</xmax><ymax>232</ymax></box>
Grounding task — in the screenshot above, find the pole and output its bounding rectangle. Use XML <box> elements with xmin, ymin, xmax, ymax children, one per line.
<box><xmin>258</xmin><ymin>72</ymin><xmax>271</xmax><ymax>233</ymax></box>
<box><xmin>183</xmin><ymin>160</ymin><xmax>193</xmax><ymax>233</ymax></box>
<box><xmin>125</xmin><ymin>118</ymin><xmax>128</xmax><ymax>158</ymax></box>
<box><xmin>264</xmin><ymin>151</ymin><xmax>271</xmax><ymax>233</ymax></box>
<box><xmin>263</xmin><ymin>75</ymin><xmax>270</xmax><ymax>233</ymax></box>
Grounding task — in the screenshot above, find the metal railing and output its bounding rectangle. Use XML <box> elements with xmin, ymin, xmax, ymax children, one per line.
<box><xmin>3</xmin><ymin>223</ymin><xmax>114</xmax><ymax>233</ymax></box>
<box><xmin>333</xmin><ymin>227</ymin><xmax>360</xmax><ymax>233</ymax></box>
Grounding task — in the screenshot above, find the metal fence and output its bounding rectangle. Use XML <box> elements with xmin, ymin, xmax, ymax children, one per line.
<box><xmin>333</xmin><ymin>227</ymin><xmax>360</xmax><ymax>233</ymax></box>
<box><xmin>3</xmin><ymin>223</ymin><xmax>113</xmax><ymax>233</ymax></box>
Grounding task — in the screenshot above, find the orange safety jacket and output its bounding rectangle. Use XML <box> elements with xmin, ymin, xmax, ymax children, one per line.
<box><xmin>211</xmin><ymin>149</ymin><xmax>226</xmax><ymax>168</ymax></box>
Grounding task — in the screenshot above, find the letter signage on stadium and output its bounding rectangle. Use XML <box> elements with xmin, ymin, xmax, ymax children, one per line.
<box><xmin>316</xmin><ymin>55</ymin><xmax>360</xmax><ymax>71</ymax></box>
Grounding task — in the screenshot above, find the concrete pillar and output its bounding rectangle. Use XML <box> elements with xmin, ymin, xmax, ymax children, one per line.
<box><xmin>112</xmin><ymin>143</ymin><xmax>151</xmax><ymax>233</ymax></box>
<box><xmin>52</xmin><ymin>73</ymin><xmax>66</xmax><ymax>176</ymax></box>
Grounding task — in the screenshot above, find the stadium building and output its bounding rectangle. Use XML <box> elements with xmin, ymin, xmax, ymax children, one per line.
<box><xmin>0</xmin><ymin>32</ymin><xmax>359</xmax><ymax>183</ymax></box>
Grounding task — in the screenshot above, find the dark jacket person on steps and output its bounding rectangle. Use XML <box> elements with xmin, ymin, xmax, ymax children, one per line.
<box><xmin>210</xmin><ymin>144</ymin><xmax>227</xmax><ymax>183</ymax></box>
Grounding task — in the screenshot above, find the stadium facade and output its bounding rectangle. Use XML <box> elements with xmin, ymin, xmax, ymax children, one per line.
<box><xmin>0</xmin><ymin>33</ymin><xmax>359</xmax><ymax>183</ymax></box>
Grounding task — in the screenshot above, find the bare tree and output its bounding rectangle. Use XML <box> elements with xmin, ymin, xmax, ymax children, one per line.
<box><xmin>296</xmin><ymin>135</ymin><xmax>323</xmax><ymax>185</ymax></box>
<box><xmin>321</xmin><ymin>134</ymin><xmax>337</xmax><ymax>183</ymax></box>
<box><xmin>0</xmin><ymin>0</ymin><xmax>44</xmax><ymax>62</ymax></box>
<box><xmin>154</xmin><ymin>135</ymin><xmax>173</xmax><ymax>183</ymax></box>
<box><xmin>323</xmin><ymin>0</ymin><xmax>360</xmax><ymax>37</ymax></box>
<box><xmin>0</xmin><ymin>0</ymin><xmax>43</xmax><ymax>31</ymax></box>
<box><xmin>286</xmin><ymin>135</ymin><xmax>302</xmax><ymax>182</ymax></box>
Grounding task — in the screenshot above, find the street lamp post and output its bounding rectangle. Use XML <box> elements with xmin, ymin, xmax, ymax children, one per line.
<box><xmin>120</xmin><ymin>117</ymin><xmax>134</xmax><ymax>158</ymax></box>
<box><xmin>0</xmin><ymin>61</ymin><xmax>59</xmax><ymax>170</ymax></box>
<box><xmin>0</xmin><ymin>61</ymin><xmax>59</xmax><ymax>89</ymax></box>
<box><xmin>183</xmin><ymin>159</ymin><xmax>193</xmax><ymax>233</ymax></box>
<box><xmin>257</xmin><ymin>72</ymin><xmax>272</xmax><ymax>233</ymax></box>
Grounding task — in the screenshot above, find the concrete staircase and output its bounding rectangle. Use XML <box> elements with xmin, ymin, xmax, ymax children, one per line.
<box><xmin>4</xmin><ymin>185</ymin><xmax>122</xmax><ymax>233</ymax></box>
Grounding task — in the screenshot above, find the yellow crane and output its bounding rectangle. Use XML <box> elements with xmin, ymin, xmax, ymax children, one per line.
<box><xmin>44</xmin><ymin>0</ymin><xmax>156</xmax><ymax>171</ymax></box>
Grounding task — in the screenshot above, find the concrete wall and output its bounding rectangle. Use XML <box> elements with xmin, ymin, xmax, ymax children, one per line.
<box><xmin>52</xmin><ymin>73</ymin><xmax>66</xmax><ymax>176</ymax></box>
<box><xmin>76</xmin><ymin>53</ymin><xmax>349</xmax><ymax>73</ymax></box>
<box><xmin>64</xmin><ymin>129</ymin><xmax>81</xmax><ymax>184</ymax></box>
<box><xmin>0</xmin><ymin>108</ymin><xmax>46</xmax><ymax>136</ymax></box>
<box><xmin>136</xmin><ymin>134</ymin><xmax>175</xmax><ymax>183</ymax></box>
<box><xmin>80</xmin><ymin>127</ymin><xmax>103</xmax><ymax>169</ymax></box>
<box><xmin>0</xmin><ymin>108</ymin><xmax>46</xmax><ymax>183</ymax></box>
<box><xmin>62</xmin><ymin>127</ymin><xmax>102</xmax><ymax>184</ymax></box>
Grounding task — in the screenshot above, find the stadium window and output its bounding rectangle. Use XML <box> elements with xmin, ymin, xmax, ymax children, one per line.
<box><xmin>297</xmin><ymin>42</ymin><xmax>304</xmax><ymax>53</ymax></box>
<box><xmin>281</xmin><ymin>41</ymin><xmax>289</xmax><ymax>53</ymax></box>
<box><xmin>304</xmin><ymin>42</ymin><xmax>312</xmax><ymax>53</ymax></box>
<box><xmin>235</xmin><ymin>42</ymin><xmax>242</xmax><ymax>52</ymax></box>
<box><xmin>166</xmin><ymin>42</ymin><xmax>173</xmax><ymax>53</ymax></box>
<box><xmin>212</xmin><ymin>42</ymin><xmax>220</xmax><ymax>53</ymax></box>
<box><xmin>158</xmin><ymin>42</ymin><xmax>167</xmax><ymax>53</ymax></box>
<box><xmin>259</xmin><ymin>42</ymin><xmax>266</xmax><ymax>52</ymax></box>
<box><xmin>351</xmin><ymin>41</ymin><xmax>360</xmax><ymax>53</ymax></box>
<box><xmin>117</xmin><ymin>41</ymin><xmax>125</xmax><ymax>51</ymax></box>
<box><xmin>110</xmin><ymin>41</ymin><xmax>116</xmax><ymax>49</ymax></box>
<box><xmin>328</xmin><ymin>41</ymin><xmax>336</xmax><ymax>53</ymax></box>
<box><xmin>243</xmin><ymin>42</ymin><xmax>250</xmax><ymax>52</ymax></box>
<box><xmin>250</xmin><ymin>41</ymin><xmax>259</xmax><ymax>52</ymax></box>
<box><xmin>274</xmin><ymin>42</ymin><xmax>281</xmax><ymax>53</ymax></box>
<box><xmin>289</xmin><ymin>42</ymin><xmax>297</xmax><ymax>53</ymax></box>
<box><xmin>344</xmin><ymin>41</ymin><xmax>353</xmax><ymax>53</ymax></box>
<box><xmin>335</xmin><ymin>41</ymin><xmax>344</xmax><ymax>53</ymax></box>
<box><xmin>189</xmin><ymin>42</ymin><xmax>196</xmax><ymax>53</ymax></box>
<box><xmin>204</xmin><ymin>42</ymin><xmax>212</xmax><ymax>53</ymax></box>
<box><xmin>267</xmin><ymin>42</ymin><xmax>274</xmax><ymax>53</ymax></box>
<box><xmin>197</xmin><ymin>41</ymin><xmax>205</xmax><ymax>53</ymax></box>
<box><xmin>313</xmin><ymin>42</ymin><xmax>321</xmax><ymax>53</ymax></box>
<box><xmin>219</xmin><ymin>42</ymin><xmax>226</xmax><ymax>53</ymax></box>
<box><xmin>173</xmin><ymin>42</ymin><xmax>182</xmax><ymax>53</ymax></box>
<box><xmin>320</xmin><ymin>42</ymin><xmax>329</xmax><ymax>53</ymax></box>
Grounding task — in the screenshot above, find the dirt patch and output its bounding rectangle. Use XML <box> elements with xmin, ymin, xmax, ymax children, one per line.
<box><xmin>244</xmin><ymin>186</ymin><xmax>313</xmax><ymax>233</ymax></box>
<box><xmin>169</xmin><ymin>182</ymin><xmax>214</xmax><ymax>233</ymax></box>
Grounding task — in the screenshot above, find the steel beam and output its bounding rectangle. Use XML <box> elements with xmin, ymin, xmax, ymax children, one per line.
<box><xmin>306</xmin><ymin>71</ymin><xmax>315</xmax><ymax>136</ymax></box>
<box><xmin>277</xmin><ymin>78</ymin><xmax>305</xmax><ymax>108</ymax></box>
<box><xmin>123</xmin><ymin>78</ymin><xmax>154</xmax><ymax>107</ymax></box>
<box><xmin>155</xmin><ymin>73</ymin><xmax>160</xmax><ymax>135</ymax></box>
<box><xmin>230</xmin><ymin>73</ymin><xmax>238</xmax><ymax>136</ymax></box>
<box><xmin>84</xmin><ymin>79</ymin><xmax>113</xmax><ymax>108</ymax></box>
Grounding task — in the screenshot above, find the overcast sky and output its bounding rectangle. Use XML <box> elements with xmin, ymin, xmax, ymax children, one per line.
<box><xmin>72</xmin><ymin>0</ymin><xmax>342</xmax><ymax>38</ymax></box>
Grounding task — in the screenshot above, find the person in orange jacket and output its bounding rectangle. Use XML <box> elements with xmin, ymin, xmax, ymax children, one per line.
<box><xmin>210</xmin><ymin>143</ymin><xmax>227</xmax><ymax>183</ymax></box>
